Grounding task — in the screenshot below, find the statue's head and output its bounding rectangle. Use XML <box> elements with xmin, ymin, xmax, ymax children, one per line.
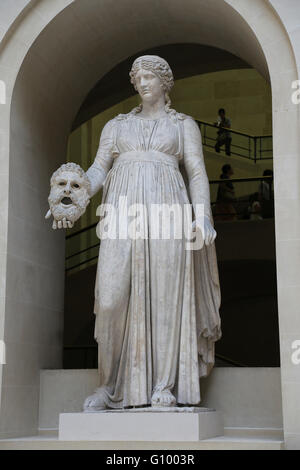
<box><xmin>48</xmin><ymin>162</ymin><xmax>91</xmax><ymax>223</ymax></box>
<box><xmin>129</xmin><ymin>55</ymin><xmax>174</xmax><ymax>100</ymax></box>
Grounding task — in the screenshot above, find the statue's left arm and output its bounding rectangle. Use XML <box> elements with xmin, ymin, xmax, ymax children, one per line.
<box><xmin>183</xmin><ymin>117</ymin><xmax>216</xmax><ymax>245</ymax></box>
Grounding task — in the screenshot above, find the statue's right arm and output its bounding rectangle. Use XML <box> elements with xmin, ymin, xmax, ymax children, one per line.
<box><xmin>45</xmin><ymin>120</ymin><xmax>116</xmax><ymax>230</ymax></box>
<box><xmin>86</xmin><ymin>120</ymin><xmax>115</xmax><ymax>197</ymax></box>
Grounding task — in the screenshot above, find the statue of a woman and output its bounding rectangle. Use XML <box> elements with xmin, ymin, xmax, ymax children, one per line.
<box><xmin>46</xmin><ymin>55</ymin><xmax>221</xmax><ymax>411</ymax></box>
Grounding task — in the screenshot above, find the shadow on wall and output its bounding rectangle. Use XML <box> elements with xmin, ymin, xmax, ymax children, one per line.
<box><xmin>64</xmin><ymin>265</ymin><xmax>98</xmax><ymax>368</ymax></box>
<box><xmin>216</xmin><ymin>258</ymin><xmax>279</xmax><ymax>367</ymax></box>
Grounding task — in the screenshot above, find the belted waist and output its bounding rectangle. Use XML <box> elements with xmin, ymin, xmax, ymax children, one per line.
<box><xmin>113</xmin><ymin>151</ymin><xmax>179</xmax><ymax>169</ymax></box>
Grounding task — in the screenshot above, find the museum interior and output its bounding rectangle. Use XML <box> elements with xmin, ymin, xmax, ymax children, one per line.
<box><xmin>64</xmin><ymin>44</ymin><xmax>278</xmax><ymax>371</ymax></box>
<box><xmin>0</xmin><ymin>0</ymin><xmax>299</xmax><ymax>450</ymax></box>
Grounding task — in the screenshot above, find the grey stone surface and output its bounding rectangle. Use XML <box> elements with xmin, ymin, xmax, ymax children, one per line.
<box><xmin>58</xmin><ymin>410</ymin><xmax>224</xmax><ymax>441</ymax></box>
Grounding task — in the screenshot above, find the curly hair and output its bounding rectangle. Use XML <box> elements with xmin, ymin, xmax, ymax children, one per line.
<box><xmin>50</xmin><ymin>162</ymin><xmax>91</xmax><ymax>194</ymax></box>
<box><xmin>130</xmin><ymin>55</ymin><xmax>174</xmax><ymax>92</ymax></box>
<box><xmin>129</xmin><ymin>55</ymin><xmax>176</xmax><ymax>117</ymax></box>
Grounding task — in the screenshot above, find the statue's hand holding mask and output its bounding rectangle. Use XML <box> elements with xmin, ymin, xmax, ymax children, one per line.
<box><xmin>45</xmin><ymin>162</ymin><xmax>91</xmax><ymax>229</ymax></box>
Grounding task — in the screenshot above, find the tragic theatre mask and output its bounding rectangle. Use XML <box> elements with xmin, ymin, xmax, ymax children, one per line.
<box><xmin>48</xmin><ymin>162</ymin><xmax>91</xmax><ymax>224</ymax></box>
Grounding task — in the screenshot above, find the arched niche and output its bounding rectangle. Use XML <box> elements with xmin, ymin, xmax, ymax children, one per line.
<box><xmin>0</xmin><ymin>0</ymin><xmax>298</xmax><ymax>444</ymax></box>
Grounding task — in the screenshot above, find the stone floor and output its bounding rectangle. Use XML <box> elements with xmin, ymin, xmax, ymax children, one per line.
<box><xmin>0</xmin><ymin>430</ymin><xmax>284</xmax><ymax>450</ymax></box>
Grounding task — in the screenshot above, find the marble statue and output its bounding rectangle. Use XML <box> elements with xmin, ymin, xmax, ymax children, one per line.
<box><xmin>46</xmin><ymin>162</ymin><xmax>91</xmax><ymax>229</ymax></box>
<box><xmin>46</xmin><ymin>55</ymin><xmax>221</xmax><ymax>411</ymax></box>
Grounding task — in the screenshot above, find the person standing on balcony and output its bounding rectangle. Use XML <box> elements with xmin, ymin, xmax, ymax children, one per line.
<box><xmin>214</xmin><ymin>108</ymin><xmax>232</xmax><ymax>156</ymax></box>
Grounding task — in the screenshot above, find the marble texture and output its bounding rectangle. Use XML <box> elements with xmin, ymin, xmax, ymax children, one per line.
<box><xmin>59</xmin><ymin>409</ymin><xmax>224</xmax><ymax>441</ymax></box>
<box><xmin>47</xmin><ymin>162</ymin><xmax>91</xmax><ymax>228</ymax></box>
<box><xmin>0</xmin><ymin>0</ymin><xmax>299</xmax><ymax>448</ymax></box>
<box><xmin>76</xmin><ymin>56</ymin><xmax>221</xmax><ymax>411</ymax></box>
<box><xmin>85</xmin><ymin>406</ymin><xmax>215</xmax><ymax>413</ymax></box>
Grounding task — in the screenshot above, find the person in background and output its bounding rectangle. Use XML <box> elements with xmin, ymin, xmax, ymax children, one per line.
<box><xmin>258</xmin><ymin>169</ymin><xmax>273</xmax><ymax>201</ymax></box>
<box><xmin>248</xmin><ymin>192</ymin><xmax>263</xmax><ymax>221</ymax></box>
<box><xmin>214</xmin><ymin>108</ymin><xmax>232</xmax><ymax>156</ymax></box>
<box><xmin>258</xmin><ymin>169</ymin><xmax>274</xmax><ymax>218</ymax></box>
<box><xmin>214</xmin><ymin>164</ymin><xmax>237</xmax><ymax>221</ymax></box>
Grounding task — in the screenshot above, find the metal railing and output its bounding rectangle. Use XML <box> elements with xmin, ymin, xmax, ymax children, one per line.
<box><xmin>196</xmin><ymin>120</ymin><xmax>272</xmax><ymax>162</ymax></box>
<box><xmin>65</xmin><ymin>176</ymin><xmax>273</xmax><ymax>273</ymax></box>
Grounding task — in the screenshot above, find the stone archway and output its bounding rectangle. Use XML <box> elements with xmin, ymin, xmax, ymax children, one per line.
<box><xmin>0</xmin><ymin>0</ymin><xmax>299</xmax><ymax>447</ymax></box>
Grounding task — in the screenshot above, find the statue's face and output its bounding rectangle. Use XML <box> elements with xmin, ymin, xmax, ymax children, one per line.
<box><xmin>48</xmin><ymin>170</ymin><xmax>90</xmax><ymax>223</ymax></box>
<box><xmin>134</xmin><ymin>68</ymin><xmax>164</xmax><ymax>103</ymax></box>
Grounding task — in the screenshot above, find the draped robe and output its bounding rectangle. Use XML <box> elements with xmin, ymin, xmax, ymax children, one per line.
<box><xmin>86</xmin><ymin>111</ymin><xmax>221</xmax><ymax>408</ymax></box>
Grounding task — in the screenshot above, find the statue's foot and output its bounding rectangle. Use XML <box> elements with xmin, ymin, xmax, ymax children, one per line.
<box><xmin>151</xmin><ymin>389</ymin><xmax>176</xmax><ymax>408</ymax></box>
<box><xmin>83</xmin><ymin>388</ymin><xmax>108</xmax><ymax>412</ymax></box>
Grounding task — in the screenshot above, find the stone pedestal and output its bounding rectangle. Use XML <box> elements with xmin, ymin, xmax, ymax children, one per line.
<box><xmin>59</xmin><ymin>407</ymin><xmax>224</xmax><ymax>441</ymax></box>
